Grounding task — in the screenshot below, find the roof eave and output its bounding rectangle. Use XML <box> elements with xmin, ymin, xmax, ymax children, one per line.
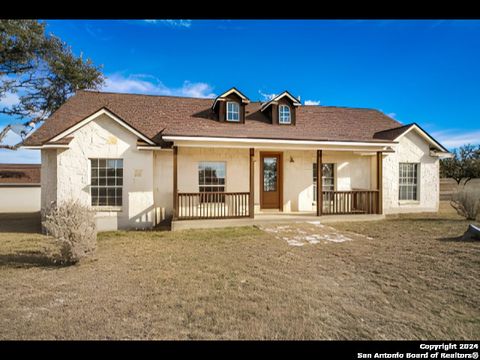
<box><xmin>260</xmin><ymin>91</ymin><xmax>302</xmax><ymax>112</ymax></box>
<box><xmin>212</xmin><ymin>87</ymin><xmax>251</xmax><ymax>109</ymax></box>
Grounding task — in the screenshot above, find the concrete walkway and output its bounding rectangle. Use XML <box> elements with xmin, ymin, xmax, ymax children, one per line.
<box><xmin>171</xmin><ymin>212</ymin><xmax>385</xmax><ymax>231</ymax></box>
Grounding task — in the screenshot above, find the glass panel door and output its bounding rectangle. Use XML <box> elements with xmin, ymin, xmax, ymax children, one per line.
<box><xmin>263</xmin><ymin>157</ymin><xmax>277</xmax><ymax>192</ymax></box>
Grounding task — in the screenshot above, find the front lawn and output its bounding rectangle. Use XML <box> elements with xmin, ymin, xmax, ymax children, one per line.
<box><xmin>0</xmin><ymin>205</ymin><xmax>479</xmax><ymax>339</ymax></box>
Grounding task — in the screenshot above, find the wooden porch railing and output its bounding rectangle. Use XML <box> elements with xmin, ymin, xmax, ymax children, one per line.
<box><xmin>322</xmin><ymin>190</ymin><xmax>379</xmax><ymax>215</ymax></box>
<box><xmin>177</xmin><ymin>192</ymin><xmax>250</xmax><ymax>220</ymax></box>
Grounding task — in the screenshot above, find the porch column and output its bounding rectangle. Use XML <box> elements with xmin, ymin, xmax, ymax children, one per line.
<box><xmin>376</xmin><ymin>151</ymin><xmax>383</xmax><ymax>214</ymax></box>
<box><xmin>249</xmin><ymin>148</ymin><xmax>254</xmax><ymax>218</ymax></box>
<box><xmin>317</xmin><ymin>150</ymin><xmax>323</xmax><ymax>216</ymax></box>
<box><xmin>173</xmin><ymin>146</ymin><xmax>178</xmax><ymax>220</ymax></box>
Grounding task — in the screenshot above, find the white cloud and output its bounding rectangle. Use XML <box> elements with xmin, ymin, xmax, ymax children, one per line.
<box><xmin>431</xmin><ymin>130</ymin><xmax>480</xmax><ymax>149</ymax></box>
<box><xmin>103</xmin><ymin>73</ymin><xmax>216</xmax><ymax>98</ymax></box>
<box><xmin>0</xmin><ymin>92</ymin><xmax>19</xmax><ymax>107</ymax></box>
<box><xmin>386</xmin><ymin>112</ymin><xmax>397</xmax><ymax>119</ymax></box>
<box><xmin>258</xmin><ymin>91</ymin><xmax>276</xmax><ymax>101</ymax></box>
<box><xmin>144</xmin><ymin>20</ymin><xmax>192</xmax><ymax>28</ymax></box>
<box><xmin>304</xmin><ymin>100</ymin><xmax>321</xmax><ymax>106</ymax></box>
<box><xmin>179</xmin><ymin>82</ymin><xmax>216</xmax><ymax>98</ymax></box>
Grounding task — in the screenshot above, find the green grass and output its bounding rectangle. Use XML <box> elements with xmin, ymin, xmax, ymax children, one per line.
<box><xmin>0</xmin><ymin>205</ymin><xmax>479</xmax><ymax>340</ymax></box>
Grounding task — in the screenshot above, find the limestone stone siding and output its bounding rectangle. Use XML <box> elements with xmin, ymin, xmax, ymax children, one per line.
<box><xmin>43</xmin><ymin>114</ymin><xmax>155</xmax><ymax>230</ymax></box>
<box><xmin>383</xmin><ymin>130</ymin><xmax>439</xmax><ymax>214</ymax></box>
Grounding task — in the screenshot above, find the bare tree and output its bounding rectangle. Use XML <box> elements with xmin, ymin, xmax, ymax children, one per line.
<box><xmin>440</xmin><ymin>144</ymin><xmax>480</xmax><ymax>186</ymax></box>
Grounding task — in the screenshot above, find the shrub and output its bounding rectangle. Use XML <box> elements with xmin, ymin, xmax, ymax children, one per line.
<box><xmin>450</xmin><ymin>188</ymin><xmax>480</xmax><ymax>220</ymax></box>
<box><xmin>42</xmin><ymin>200</ymin><xmax>97</xmax><ymax>264</ymax></box>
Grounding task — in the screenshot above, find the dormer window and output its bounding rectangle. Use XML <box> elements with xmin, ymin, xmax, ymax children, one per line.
<box><xmin>260</xmin><ymin>91</ymin><xmax>300</xmax><ymax>125</ymax></box>
<box><xmin>226</xmin><ymin>102</ymin><xmax>240</xmax><ymax>122</ymax></box>
<box><xmin>279</xmin><ymin>105</ymin><xmax>291</xmax><ymax>124</ymax></box>
<box><xmin>212</xmin><ymin>87</ymin><xmax>250</xmax><ymax>123</ymax></box>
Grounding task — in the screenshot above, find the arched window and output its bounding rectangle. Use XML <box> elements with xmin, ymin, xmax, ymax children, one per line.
<box><xmin>226</xmin><ymin>102</ymin><xmax>240</xmax><ymax>122</ymax></box>
<box><xmin>279</xmin><ymin>105</ymin><xmax>291</xmax><ymax>124</ymax></box>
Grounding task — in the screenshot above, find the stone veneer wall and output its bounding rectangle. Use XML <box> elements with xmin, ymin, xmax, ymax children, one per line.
<box><xmin>383</xmin><ymin>130</ymin><xmax>439</xmax><ymax>214</ymax></box>
<box><xmin>44</xmin><ymin>114</ymin><xmax>155</xmax><ymax>230</ymax></box>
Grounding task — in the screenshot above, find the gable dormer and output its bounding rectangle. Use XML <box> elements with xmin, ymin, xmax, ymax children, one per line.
<box><xmin>212</xmin><ymin>87</ymin><xmax>250</xmax><ymax>123</ymax></box>
<box><xmin>260</xmin><ymin>91</ymin><xmax>301</xmax><ymax>125</ymax></box>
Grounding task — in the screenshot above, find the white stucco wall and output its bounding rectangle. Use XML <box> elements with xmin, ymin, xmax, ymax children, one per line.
<box><xmin>175</xmin><ymin>147</ymin><xmax>250</xmax><ymax>217</ymax></box>
<box><xmin>0</xmin><ymin>186</ymin><xmax>41</xmax><ymax>213</ymax></box>
<box><xmin>175</xmin><ymin>147</ymin><xmax>325</xmax><ymax>213</ymax></box>
<box><xmin>153</xmin><ymin>151</ymin><xmax>173</xmax><ymax>222</ymax></box>
<box><xmin>49</xmin><ymin>114</ymin><xmax>155</xmax><ymax>230</ymax></box>
<box><xmin>41</xmin><ymin>149</ymin><xmax>57</xmax><ymax>211</ymax></box>
<box><xmin>277</xmin><ymin>150</ymin><xmax>377</xmax><ymax>212</ymax></box>
<box><xmin>169</xmin><ymin>138</ymin><xmax>438</xmax><ymax>215</ymax></box>
<box><xmin>383</xmin><ymin>131</ymin><xmax>439</xmax><ymax>214</ymax></box>
<box><xmin>177</xmin><ymin>147</ymin><xmax>250</xmax><ymax>193</ymax></box>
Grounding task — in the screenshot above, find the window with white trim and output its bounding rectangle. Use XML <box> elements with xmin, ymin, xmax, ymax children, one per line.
<box><xmin>198</xmin><ymin>162</ymin><xmax>226</xmax><ymax>193</ymax></box>
<box><xmin>279</xmin><ymin>105</ymin><xmax>291</xmax><ymax>124</ymax></box>
<box><xmin>313</xmin><ymin>163</ymin><xmax>334</xmax><ymax>202</ymax></box>
<box><xmin>399</xmin><ymin>163</ymin><xmax>419</xmax><ymax>201</ymax></box>
<box><xmin>226</xmin><ymin>102</ymin><xmax>240</xmax><ymax>122</ymax></box>
<box><xmin>90</xmin><ymin>159</ymin><xmax>123</xmax><ymax>207</ymax></box>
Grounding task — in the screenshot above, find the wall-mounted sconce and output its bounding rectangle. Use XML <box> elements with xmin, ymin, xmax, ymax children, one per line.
<box><xmin>290</xmin><ymin>156</ymin><xmax>294</xmax><ymax>163</ymax></box>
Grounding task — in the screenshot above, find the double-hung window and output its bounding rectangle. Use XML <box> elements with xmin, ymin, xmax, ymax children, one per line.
<box><xmin>279</xmin><ymin>105</ymin><xmax>291</xmax><ymax>124</ymax></box>
<box><xmin>198</xmin><ymin>162</ymin><xmax>226</xmax><ymax>202</ymax></box>
<box><xmin>313</xmin><ymin>163</ymin><xmax>335</xmax><ymax>202</ymax></box>
<box><xmin>90</xmin><ymin>159</ymin><xmax>123</xmax><ymax>207</ymax></box>
<box><xmin>399</xmin><ymin>163</ymin><xmax>419</xmax><ymax>201</ymax></box>
<box><xmin>226</xmin><ymin>102</ymin><xmax>240</xmax><ymax>122</ymax></box>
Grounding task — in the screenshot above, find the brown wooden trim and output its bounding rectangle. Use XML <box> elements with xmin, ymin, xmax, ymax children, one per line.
<box><xmin>177</xmin><ymin>192</ymin><xmax>250</xmax><ymax>220</ymax></box>
<box><xmin>259</xmin><ymin>151</ymin><xmax>283</xmax><ymax>211</ymax></box>
<box><xmin>317</xmin><ymin>150</ymin><xmax>322</xmax><ymax>216</ymax></box>
<box><xmin>249</xmin><ymin>148</ymin><xmax>254</xmax><ymax>218</ymax></box>
<box><xmin>271</xmin><ymin>104</ymin><xmax>279</xmax><ymax>125</ymax></box>
<box><xmin>377</xmin><ymin>151</ymin><xmax>383</xmax><ymax>214</ymax></box>
<box><xmin>279</xmin><ymin>152</ymin><xmax>283</xmax><ymax>211</ymax></box>
<box><xmin>173</xmin><ymin>146</ymin><xmax>178</xmax><ymax>220</ymax></box>
<box><xmin>322</xmin><ymin>190</ymin><xmax>379</xmax><ymax>215</ymax></box>
<box><xmin>218</xmin><ymin>101</ymin><xmax>226</xmax><ymax>122</ymax></box>
<box><xmin>259</xmin><ymin>155</ymin><xmax>263</xmax><ymax>208</ymax></box>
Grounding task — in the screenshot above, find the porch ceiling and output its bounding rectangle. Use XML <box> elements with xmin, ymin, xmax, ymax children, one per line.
<box><xmin>162</xmin><ymin>135</ymin><xmax>396</xmax><ymax>152</ymax></box>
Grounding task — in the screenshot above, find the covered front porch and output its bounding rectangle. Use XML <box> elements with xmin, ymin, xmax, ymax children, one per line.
<box><xmin>166</xmin><ymin>137</ymin><xmax>390</xmax><ymax>225</ymax></box>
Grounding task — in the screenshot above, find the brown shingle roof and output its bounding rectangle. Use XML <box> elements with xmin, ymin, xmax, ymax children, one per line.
<box><xmin>0</xmin><ymin>164</ymin><xmax>41</xmax><ymax>184</ymax></box>
<box><xmin>373</xmin><ymin>124</ymin><xmax>415</xmax><ymax>141</ymax></box>
<box><xmin>24</xmin><ymin>90</ymin><xmax>405</xmax><ymax>146</ymax></box>
<box><xmin>45</xmin><ymin>136</ymin><xmax>74</xmax><ymax>145</ymax></box>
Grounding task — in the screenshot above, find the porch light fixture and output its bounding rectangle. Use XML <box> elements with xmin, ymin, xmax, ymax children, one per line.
<box><xmin>290</xmin><ymin>156</ymin><xmax>294</xmax><ymax>163</ymax></box>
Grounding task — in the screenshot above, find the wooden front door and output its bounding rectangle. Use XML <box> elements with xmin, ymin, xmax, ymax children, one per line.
<box><xmin>260</xmin><ymin>152</ymin><xmax>283</xmax><ymax>210</ymax></box>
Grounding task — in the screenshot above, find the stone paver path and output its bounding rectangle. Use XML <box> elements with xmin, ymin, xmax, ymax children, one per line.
<box><xmin>257</xmin><ymin>221</ymin><xmax>373</xmax><ymax>246</ymax></box>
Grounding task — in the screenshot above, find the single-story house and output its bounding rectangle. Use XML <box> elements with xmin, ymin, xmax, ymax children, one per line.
<box><xmin>22</xmin><ymin>88</ymin><xmax>451</xmax><ymax>231</ymax></box>
<box><xmin>0</xmin><ymin>163</ymin><xmax>41</xmax><ymax>213</ymax></box>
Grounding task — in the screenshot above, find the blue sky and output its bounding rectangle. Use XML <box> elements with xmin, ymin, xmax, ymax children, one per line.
<box><xmin>1</xmin><ymin>19</ymin><xmax>480</xmax><ymax>163</ymax></box>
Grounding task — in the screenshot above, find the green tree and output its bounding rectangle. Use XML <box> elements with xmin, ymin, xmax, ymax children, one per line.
<box><xmin>0</xmin><ymin>20</ymin><xmax>104</xmax><ymax>149</ymax></box>
<box><xmin>440</xmin><ymin>144</ymin><xmax>480</xmax><ymax>185</ymax></box>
